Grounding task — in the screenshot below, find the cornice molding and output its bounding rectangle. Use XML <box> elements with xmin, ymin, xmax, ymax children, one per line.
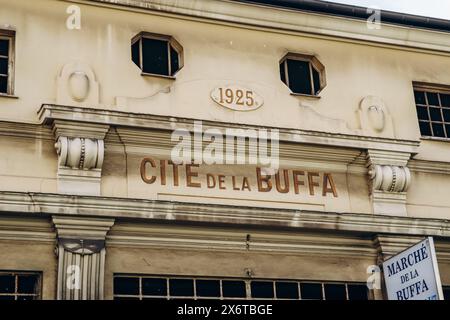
<box><xmin>0</xmin><ymin>120</ymin><xmax>53</xmax><ymax>141</ymax></box>
<box><xmin>107</xmin><ymin>223</ymin><xmax>377</xmax><ymax>258</ymax></box>
<box><xmin>0</xmin><ymin>215</ymin><xmax>55</xmax><ymax>243</ymax></box>
<box><xmin>0</xmin><ymin>191</ymin><xmax>449</xmax><ymax>238</ymax></box>
<box><xmin>71</xmin><ymin>0</ymin><xmax>450</xmax><ymax>55</ymax></box>
<box><xmin>37</xmin><ymin>104</ymin><xmax>420</xmax><ymax>154</ymax></box>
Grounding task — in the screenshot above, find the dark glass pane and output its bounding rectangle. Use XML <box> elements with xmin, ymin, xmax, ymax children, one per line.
<box><xmin>222</xmin><ymin>280</ymin><xmax>246</xmax><ymax>298</ymax></box>
<box><xmin>300</xmin><ymin>283</ymin><xmax>322</xmax><ymax>300</ymax></box>
<box><xmin>196</xmin><ymin>280</ymin><xmax>220</xmax><ymax>297</ymax></box>
<box><xmin>419</xmin><ymin>121</ymin><xmax>432</xmax><ymax>136</ymax></box>
<box><xmin>416</xmin><ymin>106</ymin><xmax>429</xmax><ymax>120</ymax></box>
<box><xmin>444</xmin><ymin>288</ymin><xmax>450</xmax><ymax>300</ymax></box>
<box><xmin>279</xmin><ymin>62</ymin><xmax>286</xmax><ymax>84</ymax></box>
<box><xmin>287</xmin><ymin>59</ymin><xmax>312</xmax><ymax>95</ymax></box>
<box><xmin>414</xmin><ymin>91</ymin><xmax>426</xmax><ymax>105</ymax></box>
<box><xmin>441</xmin><ymin>94</ymin><xmax>450</xmax><ymax>107</ymax></box>
<box><xmin>17</xmin><ymin>295</ymin><xmax>34</xmax><ymax>301</ymax></box>
<box><xmin>114</xmin><ymin>277</ymin><xmax>139</xmax><ymax>295</ymax></box>
<box><xmin>131</xmin><ymin>40</ymin><xmax>140</xmax><ymax>68</ymax></box>
<box><xmin>18</xmin><ymin>275</ymin><xmax>38</xmax><ymax>294</ymax></box>
<box><xmin>142</xmin><ymin>38</ymin><xmax>169</xmax><ymax>76</ymax></box>
<box><xmin>446</xmin><ymin>125</ymin><xmax>450</xmax><ymax>138</ymax></box>
<box><xmin>0</xmin><ymin>296</ymin><xmax>15</xmax><ymax>300</ymax></box>
<box><xmin>443</xmin><ymin>109</ymin><xmax>450</xmax><ymax>122</ymax></box>
<box><xmin>347</xmin><ymin>285</ymin><xmax>368</xmax><ymax>300</ymax></box>
<box><xmin>142</xmin><ymin>278</ymin><xmax>166</xmax><ymax>296</ymax></box>
<box><xmin>324</xmin><ymin>284</ymin><xmax>347</xmax><ymax>300</ymax></box>
<box><xmin>276</xmin><ymin>282</ymin><xmax>299</xmax><ymax>299</ymax></box>
<box><xmin>0</xmin><ymin>76</ymin><xmax>7</xmax><ymax>93</ymax></box>
<box><xmin>312</xmin><ymin>67</ymin><xmax>321</xmax><ymax>95</ymax></box>
<box><xmin>0</xmin><ymin>58</ymin><xmax>8</xmax><ymax>75</ymax></box>
<box><xmin>170</xmin><ymin>45</ymin><xmax>179</xmax><ymax>76</ymax></box>
<box><xmin>429</xmin><ymin>107</ymin><xmax>443</xmax><ymax>121</ymax></box>
<box><xmin>427</xmin><ymin>92</ymin><xmax>440</xmax><ymax>106</ymax></box>
<box><xmin>169</xmin><ymin>279</ymin><xmax>194</xmax><ymax>297</ymax></box>
<box><xmin>0</xmin><ymin>39</ymin><xmax>8</xmax><ymax>56</ymax></box>
<box><xmin>251</xmin><ymin>281</ymin><xmax>274</xmax><ymax>299</ymax></box>
<box><xmin>0</xmin><ymin>275</ymin><xmax>15</xmax><ymax>293</ymax></box>
<box><xmin>432</xmin><ymin>123</ymin><xmax>445</xmax><ymax>137</ymax></box>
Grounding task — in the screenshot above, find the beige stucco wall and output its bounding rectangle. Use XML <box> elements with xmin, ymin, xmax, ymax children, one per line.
<box><xmin>0</xmin><ymin>240</ymin><xmax>57</xmax><ymax>299</ymax></box>
<box><xmin>0</xmin><ymin>0</ymin><xmax>448</xmax><ymax>144</ymax></box>
<box><xmin>0</xmin><ymin>0</ymin><xmax>449</xmax><ymax>301</ymax></box>
<box><xmin>0</xmin><ymin>0</ymin><xmax>449</xmax><ymax>217</ymax></box>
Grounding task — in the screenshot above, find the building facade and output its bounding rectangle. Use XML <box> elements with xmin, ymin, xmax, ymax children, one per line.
<box><xmin>0</xmin><ymin>0</ymin><xmax>449</xmax><ymax>300</ymax></box>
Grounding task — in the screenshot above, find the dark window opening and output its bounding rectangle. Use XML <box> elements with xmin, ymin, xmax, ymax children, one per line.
<box><xmin>142</xmin><ymin>278</ymin><xmax>167</xmax><ymax>296</ymax></box>
<box><xmin>0</xmin><ymin>272</ymin><xmax>41</xmax><ymax>300</ymax></box>
<box><xmin>280</xmin><ymin>53</ymin><xmax>325</xmax><ymax>96</ymax></box>
<box><xmin>0</xmin><ymin>31</ymin><xmax>14</xmax><ymax>95</ymax></box>
<box><xmin>300</xmin><ymin>283</ymin><xmax>323</xmax><ymax>300</ymax></box>
<box><xmin>347</xmin><ymin>284</ymin><xmax>369</xmax><ymax>300</ymax></box>
<box><xmin>251</xmin><ymin>281</ymin><xmax>274</xmax><ymax>298</ymax></box>
<box><xmin>276</xmin><ymin>282</ymin><xmax>299</xmax><ymax>299</ymax></box>
<box><xmin>414</xmin><ymin>87</ymin><xmax>450</xmax><ymax>139</ymax></box>
<box><xmin>222</xmin><ymin>280</ymin><xmax>246</xmax><ymax>298</ymax></box>
<box><xmin>131</xmin><ymin>32</ymin><xmax>183</xmax><ymax>78</ymax></box>
<box><xmin>324</xmin><ymin>283</ymin><xmax>347</xmax><ymax>300</ymax></box>
<box><xmin>444</xmin><ymin>287</ymin><xmax>450</xmax><ymax>300</ymax></box>
<box><xmin>169</xmin><ymin>279</ymin><xmax>194</xmax><ymax>297</ymax></box>
<box><xmin>113</xmin><ymin>275</ymin><xmax>368</xmax><ymax>300</ymax></box>
<box><xmin>196</xmin><ymin>280</ymin><xmax>220</xmax><ymax>298</ymax></box>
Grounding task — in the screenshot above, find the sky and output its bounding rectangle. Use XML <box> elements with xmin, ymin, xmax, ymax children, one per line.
<box><xmin>327</xmin><ymin>0</ymin><xmax>450</xmax><ymax>20</ymax></box>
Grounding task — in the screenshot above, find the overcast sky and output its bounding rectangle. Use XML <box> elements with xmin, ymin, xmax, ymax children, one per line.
<box><xmin>328</xmin><ymin>0</ymin><xmax>450</xmax><ymax>20</ymax></box>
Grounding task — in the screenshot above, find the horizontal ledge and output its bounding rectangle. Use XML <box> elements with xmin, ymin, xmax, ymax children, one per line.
<box><xmin>290</xmin><ymin>93</ymin><xmax>321</xmax><ymax>99</ymax></box>
<box><xmin>0</xmin><ymin>93</ymin><xmax>19</xmax><ymax>99</ymax></box>
<box><xmin>0</xmin><ymin>191</ymin><xmax>449</xmax><ymax>238</ymax></box>
<box><xmin>37</xmin><ymin>104</ymin><xmax>420</xmax><ymax>153</ymax></box>
<box><xmin>140</xmin><ymin>72</ymin><xmax>176</xmax><ymax>80</ymax></box>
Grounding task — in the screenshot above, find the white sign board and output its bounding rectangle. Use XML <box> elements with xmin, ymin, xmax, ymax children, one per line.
<box><xmin>383</xmin><ymin>237</ymin><xmax>444</xmax><ymax>300</ymax></box>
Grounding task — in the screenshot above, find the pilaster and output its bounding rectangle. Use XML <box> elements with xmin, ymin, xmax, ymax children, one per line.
<box><xmin>52</xmin><ymin>216</ymin><xmax>115</xmax><ymax>300</ymax></box>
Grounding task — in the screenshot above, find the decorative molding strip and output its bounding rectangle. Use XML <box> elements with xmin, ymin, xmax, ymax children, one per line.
<box><xmin>73</xmin><ymin>0</ymin><xmax>450</xmax><ymax>55</ymax></box>
<box><xmin>374</xmin><ymin>235</ymin><xmax>450</xmax><ymax>263</ymax></box>
<box><xmin>0</xmin><ymin>191</ymin><xmax>449</xmax><ymax>238</ymax></box>
<box><xmin>107</xmin><ymin>223</ymin><xmax>377</xmax><ymax>258</ymax></box>
<box><xmin>0</xmin><ymin>120</ymin><xmax>54</xmax><ymax>141</ymax></box>
<box><xmin>409</xmin><ymin>159</ymin><xmax>450</xmax><ymax>175</ymax></box>
<box><xmin>37</xmin><ymin>104</ymin><xmax>420</xmax><ymax>154</ymax></box>
<box><xmin>0</xmin><ymin>215</ymin><xmax>55</xmax><ymax>243</ymax></box>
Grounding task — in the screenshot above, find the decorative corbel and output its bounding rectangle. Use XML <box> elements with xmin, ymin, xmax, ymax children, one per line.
<box><xmin>366</xmin><ymin>150</ymin><xmax>412</xmax><ymax>216</ymax></box>
<box><xmin>52</xmin><ymin>120</ymin><xmax>110</xmax><ymax>196</ymax></box>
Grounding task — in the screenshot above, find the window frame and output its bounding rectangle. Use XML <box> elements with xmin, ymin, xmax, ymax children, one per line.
<box><xmin>413</xmin><ymin>82</ymin><xmax>450</xmax><ymax>142</ymax></box>
<box><xmin>113</xmin><ymin>274</ymin><xmax>369</xmax><ymax>301</ymax></box>
<box><xmin>0</xmin><ymin>271</ymin><xmax>42</xmax><ymax>300</ymax></box>
<box><xmin>0</xmin><ymin>29</ymin><xmax>16</xmax><ymax>97</ymax></box>
<box><xmin>131</xmin><ymin>31</ymin><xmax>184</xmax><ymax>79</ymax></box>
<box><xmin>279</xmin><ymin>52</ymin><xmax>326</xmax><ymax>98</ymax></box>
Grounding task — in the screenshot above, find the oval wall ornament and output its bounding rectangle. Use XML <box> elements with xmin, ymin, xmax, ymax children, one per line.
<box><xmin>211</xmin><ymin>85</ymin><xmax>263</xmax><ymax>111</ymax></box>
